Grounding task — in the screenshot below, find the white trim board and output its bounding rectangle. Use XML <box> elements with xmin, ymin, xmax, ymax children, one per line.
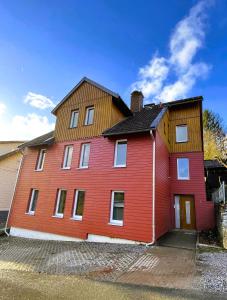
<box><xmin>10</xmin><ymin>227</ymin><xmax>83</xmax><ymax>242</ymax></box>
<box><xmin>87</xmin><ymin>234</ymin><xmax>144</xmax><ymax>245</ymax></box>
<box><xmin>9</xmin><ymin>227</ymin><xmax>145</xmax><ymax>244</ymax></box>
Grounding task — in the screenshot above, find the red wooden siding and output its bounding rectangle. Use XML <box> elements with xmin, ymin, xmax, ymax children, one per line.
<box><xmin>170</xmin><ymin>152</ymin><xmax>214</xmax><ymax>230</ymax></box>
<box><xmin>9</xmin><ymin>135</ymin><xmax>154</xmax><ymax>243</ymax></box>
<box><xmin>155</xmin><ymin>131</ymin><xmax>171</xmax><ymax>239</ymax></box>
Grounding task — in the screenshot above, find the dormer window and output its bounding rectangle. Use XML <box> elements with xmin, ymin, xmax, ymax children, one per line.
<box><xmin>176</xmin><ymin>125</ymin><xmax>188</xmax><ymax>143</ymax></box>
<box><xmin>70</xmin><ymin>110</ymin><xmax>79</xmax><ymax>128</ymax></box>
<box><xmin>85</xmin><ymin>106</ymin><xmax>94</xmax><ymax>125</ymax></box>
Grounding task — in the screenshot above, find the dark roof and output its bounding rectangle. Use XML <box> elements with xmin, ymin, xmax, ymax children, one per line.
<box><xmin>204</xmin><ymin>160</ymin><xmax>226</xmax><ymax>169</ymax></box>
<box><xmin>165</xmin><ymin>96</ymin><xmax>203</xmax><ymax>107</ymax></box>
<box><xmin>104</xmin><ymin>96</ymin><xmax>203</xmax><ymax>137</ymax></box>
<box><xmin>0</xmin><ymin>149</ymin><xmax>20</xmax><ymax>162</ymax></box>
<box><xmin>19</xmin><ymin>131</ymin><xmax>54</xmax><ymax>149</ymax></box>
<box><xmin>52</xmin><ymin>77</ymin><xmax>131</xmax><ymax>117</ymax></box>
<box><xmin>103</xmin><ymin>105</ymin><xmax>165</xmax><ymax>137</ymax></box>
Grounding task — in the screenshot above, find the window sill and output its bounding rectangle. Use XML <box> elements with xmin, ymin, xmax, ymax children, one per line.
<box><xmin>77</xmin><ymin>166</ymin><xmax>89</xmax><ymax>170</ymax></box>
<box><xmin>71</xmin><ymin>217</ymin><xmax>83</xmax><ymax>221</ymax></box>
<box><xmin>61</xmin><ymin>167</ymin><xmax>71</xmax><ymax>170</ymax></box>
<box><xmin>52</xmin><ymin>215</ymin><xmax>64</xmax><ymax>219</ymax></box>
<box><xmin>25</xmin><ymin>212</ymin><xmax>35</xmax><ymax>216</ymax></box>
<box><xmin>177</xmin><ymin>178</ymin><xmax>190</xmax><ymax>181</ymax></box>
<box><xmin>35</xmin><ymin>169</ymin><xmax>43</xmax><ymax>172</ymax></box>
<box><xmin>113</xmin><ymin>165</ymin><xmax>127</xmax><ymax>168</ymax></box>
<box><xmin>176</xmin><ymin>141</ymin><xmax>188</xmax><ymax>143</ymax></box>
<box><xmin>108</xmin><ymin>222</ymin><xmax>123</xmax><ymax>227</ymax></box>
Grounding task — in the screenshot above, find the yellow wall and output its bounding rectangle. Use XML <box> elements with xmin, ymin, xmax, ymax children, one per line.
<box><xmin>0</xmin><ymin>152</ymin><xmax>22</xmax><ymax>211</ymax></box>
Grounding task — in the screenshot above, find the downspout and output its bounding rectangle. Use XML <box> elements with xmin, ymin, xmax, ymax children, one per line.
<box><xmin>4</xmin><ymin>149</ymin><xmax>24</xmax><ymax>236</ymax></box>
<box><xmin>146</xmin><ymin>129</ymin><xmax>156</xmax><ymax>246</ymax></box>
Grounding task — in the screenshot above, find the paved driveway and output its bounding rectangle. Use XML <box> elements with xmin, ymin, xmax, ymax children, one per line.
<box><xmin>0</xmin><ymin>234</ymin><xmax>226</xmax><ymax>299</ymax></box>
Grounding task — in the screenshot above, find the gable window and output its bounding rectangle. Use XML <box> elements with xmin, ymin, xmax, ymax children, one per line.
<box><xmin>54</xmin><ymin>189</ymin><xmax>67</xmax><ymax>218</ymax></box>
<box><xmin>176</xmin><ymin>125</ymin><xmax>188</xmax><ymax>143</ymax></box>
<box><xmin>114</xmin><ymin>140</ymin><xmax>127</xmax><ymax>167</ymax></box>
<box><xmin>36</xmin><ymin>149</ymin><xmax>46</xmax><ymax>171</ymax></box>
<box><xmin>110</xmin><ymin>191</ymin><xmax>124</xmax><ymax>226</ymax></box>
<box><xmin>85</xmin><ymin>106</ymin><xmax>94</xmax><ymax>125</ymax></box>
<box><xmin>79</xmin><ymin>143</ymin><xmax>90</xmax><ymax>168</ymax></box>
<box><xmin>70</xmin><ymin>110</ymin><xmax>79</xmax><ymax>128</ymax></box>
<box><xmin>62</xmin><ymin>145</ymin><xmax>73</xmax><ymax>169</ymax></box>
<box><xmin>177</xmin><ymin>158</ymin><xmax>190</xmax><ymax>180</ymax></box>
<box><xmin>72</xmin><ymin>190</ymin><xmax>85</xmax><ymax>220</ymax></box>
<box><xmin>27</xmin><ymin>189</ymin><xmax>39</xmax><ymax>215</ymax></box>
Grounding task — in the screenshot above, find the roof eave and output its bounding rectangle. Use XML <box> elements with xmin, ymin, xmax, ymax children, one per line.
<box><xmin>103</xmin><ymin>128</ymin><xmax>150</xmax><ymax>137</ymax></box>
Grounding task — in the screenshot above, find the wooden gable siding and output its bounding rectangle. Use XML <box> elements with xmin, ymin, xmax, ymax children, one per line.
<box><xmin>169</xmin><ymin>102</ymin><xmax>202</xmax><ymax>153</ymax></box>
<box><xmin>157</xmin><ymin>102</ymin><xmax>202</xmax><ymax>153</ymax></box>
<box><xmin>54</xmin><ymin>82</ymin><xmax>125</xmax><ymax>142</ymax></box>
<box><xmin>157</xmin><ymin>109</ymin><xmax>170</xmax><ymax>151</ymax></box>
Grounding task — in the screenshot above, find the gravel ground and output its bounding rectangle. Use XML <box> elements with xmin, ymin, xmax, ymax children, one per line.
<box><xmin>197</xmin><ymin>249</ymin><xmax>227</xmax><ymax>293</ymax></box>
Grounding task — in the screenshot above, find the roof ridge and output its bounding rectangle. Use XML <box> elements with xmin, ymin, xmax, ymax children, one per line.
<box><xmin>52</xmin><ymin>77</ymin><xmax>121</xmax><ymax>115</ymax></box>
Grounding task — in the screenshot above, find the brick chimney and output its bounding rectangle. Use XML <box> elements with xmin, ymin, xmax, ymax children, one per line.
<box><xmin>130</xmin><ymin>91</ymin><xmax>144</xmax><ymax>113</ymax></box>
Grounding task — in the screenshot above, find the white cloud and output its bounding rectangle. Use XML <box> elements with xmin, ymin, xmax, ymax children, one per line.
<box><xmin>24</xmin><ymin>92</ymin><xmax>55</xmax><ymax>109</ymax></box>
<box><xmin>132</xmin><ymin>0</ymin><xmax>213</xmax><ymax>102</ymax></box>
<box><xmin>0</xmin><ymin>113</ymin><xmax>55</xmax><ymax>141</ymax></box>
<box><xmin>0</xmin><ymin>102</ymin><xmax>6</xmax><ymax>115</ymax></box>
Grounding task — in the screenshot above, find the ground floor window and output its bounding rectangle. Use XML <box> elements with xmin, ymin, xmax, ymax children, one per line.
<box><xmin>27</xmin><ymin>189</ymin><xmax>39</xmax><ymax>215</ymax></box>
<box><xmin>54</xmin><ymin>189</ymin><xmax>67</xmax><ymax>218</ymax></box>
<box><xmin>72</xmin><ymin>190</ymin><xmax>85</xmax><ymax>220</ymax></box>
<box><xmin>110</xmin><ymin>191</ymin><xmax>124</xmax><ymax>226</ymax></box>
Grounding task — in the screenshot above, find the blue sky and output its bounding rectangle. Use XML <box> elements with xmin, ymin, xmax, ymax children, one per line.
<box><xmin>0</xmin><ymin>0</ymin><xmax>226</xmax><ymax>140</ymax></box>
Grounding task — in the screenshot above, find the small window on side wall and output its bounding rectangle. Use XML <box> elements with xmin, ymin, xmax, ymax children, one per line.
<box><xmin>110</xmin><ymin>191</ymin><xmax>124</xmax><ymax>226</ymax></box>
<box><xmin>54</xmin><ymin>189</ymin><xmax>67</xmax><ymax>218</ymax></box>
<box><xmin>36</xmin><ymin>149</ymin><xmax>46</xmax><ymax>171</ymax></box>
<box><xmin>114</xmin><ymin>140</ymin><xmax>127</xmax><ymax>167</ymax></box>
<box><xmin>79</xmin><ymin>143</ymin><xmax>90</xmax><ymax>168</ymax></box>
<box><xmin>70</xmin><ymin>110</ymin><xmax>79</xmax><ymax>128</ymax></box>
<box><xmin>85</xmin><ymin>106</ymin><xmax>94</xmax><ymax>125</ymax></box>
<box><xmin>177</xmin><ymin>158</ymin><xmax>190</xmax><ymax>180</ymax></box>
<box><xmin>176</xmin><ymin>125</ymin><xmax>188</xmax><ymax>143</ymax></box>
<box><xmin>62</xmin><ymin>145</ymin><xmax>73</xmax><ymax>169</ymax></box>
<box><xmin>27</xmin><ymin>189</ymin><xmax>39</xmax><ymax>215</ymax></box>
<box><xmin>72</xmin><ymin>190</ymin><xmax>85</xmax><ymax>220</ymax></box>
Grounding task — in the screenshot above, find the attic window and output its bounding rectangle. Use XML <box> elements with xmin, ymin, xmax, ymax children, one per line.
<box><xmin>85</xmin><ymin>107</ymin><xmax>94</xmax><ymax>125</ymax></box>
<box><xmin>70</xmin><ymin>110</ymin><xmax>79</xmax><ymax>128</ymax></box>
<box><xmin>176</xmin><ymin>125</ymin><xmax>188</xmax><ymax>143</ymax></box>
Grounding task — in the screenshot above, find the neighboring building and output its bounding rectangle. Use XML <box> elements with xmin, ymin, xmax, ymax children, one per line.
<box><xmin>204</xmin><ymin>160</ymin><xmax>227</xmax><ymax>200</ymax></box>
<box><xmin>8</xmin><ymin>77</ymin><xmax>214</xmax><ymax>243</ymax></box>
<box><xmin>0</xmin><ymin>141</ymin><xmax>24</xmax><ymax>225</ymax></box>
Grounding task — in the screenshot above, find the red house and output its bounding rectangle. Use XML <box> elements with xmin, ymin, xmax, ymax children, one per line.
<box><xmin>8</xmin><ymin>77</ymin><xmax>214</xmax><ymax>243</ymax></box>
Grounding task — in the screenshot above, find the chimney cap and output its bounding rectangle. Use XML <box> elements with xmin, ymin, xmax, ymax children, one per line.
<box><xmin>131</xmin><ymin>90</ymin><xmax>144</xmax><ymax>97</ymax></box>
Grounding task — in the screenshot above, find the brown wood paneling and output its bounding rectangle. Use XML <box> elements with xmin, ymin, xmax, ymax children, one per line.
<box><xmin>54</xmin><ymin>82</ymin><xmax>125</xmax><ymax>142</ymax></box>
<box><xmin>157</xmin><ymin>110</ymin><xmax>170</xmax><ymax>151</ymax></box>
<box><xmin>169</xmin><ymin>102</ymin><xmax>202</xmax><ymax>153</ymax></box>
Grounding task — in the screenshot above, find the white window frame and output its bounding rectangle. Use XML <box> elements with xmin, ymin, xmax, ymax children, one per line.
<box><xmin>114</xmin><ymin>139</ymin><xmax>127</xmax><ymax>168</ymax></box>
<box><xmin>177</xmin><ymin>158</ymin><xmax>190</xmax><ymax>180</ymax></box>
<box><xmin>72</xmin><ymin>190</ymin><xmax>85</xmax><ymax>221</ymax></box>
<box><xmin>54</xmin><ymin>189</ymin><xmax>67</xmax><ymax>218</ymax></box>
<box><xmin>70</xmin><ymin>110</ymin><xmax>79</xmax><ymax>128</ymax></box>
<box><xmin>36</xmin><ymin>149</ymin><xmax>46</xmax><ymax>171</ymax></box>
<box><xmin>79</xmin><ymin>143</ymin><xmax>90</xmax><ymax>169</ymax></box>
<box><xmin>62</xmin><ymin>145</ymin><xmax>73</xmax><ymax>169</ymax></box>
<box><xmin>27</xmin><ymin>189</ymin><xmax>39</xmax><ymax>215</ymax></box>
<box><xmin>176</xmin><ymin>125</ymin><xmax>188</xmax><ymax>143</ymax></box>
<box><xmin>84</xmin><ymin>106</ymin><xmax>94</xmax><ymax>125</ymax></box>
<box><xmin>110</xmin><ymin>191</ymin><xmax>124</xmax><ymax>226</ymax></box>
